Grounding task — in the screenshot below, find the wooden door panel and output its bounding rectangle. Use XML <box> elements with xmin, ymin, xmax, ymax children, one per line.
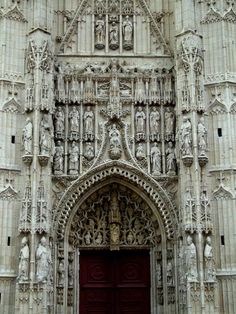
<box><xmin>80</xmin><ymin>253</ymin><xmax>113</xmax><ymax>288</ymax></box>
<box><xmin>79</xmin><ymin>250</ymin><xmax>150</xmax><ymax>314</ymax></box>
<box><xmin>117</xmin><ymin>288</ymin><xmax>150</xmax><ymax>314</ymax></box>
<box><xmin>80</xmin><ymin>289</ymin><xmax>113</xmax><ymax>314</ymax></box>
<box><xmin>116</xmin><ymin>253</ymin><xmax>150</xmax><ymax>287</ymax></box>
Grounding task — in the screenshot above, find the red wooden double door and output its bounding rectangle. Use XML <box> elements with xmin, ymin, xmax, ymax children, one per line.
<box><xmin>79</xmin><ymin>250</ymin><xmax>150</xmax><ymax>314</ymax></box>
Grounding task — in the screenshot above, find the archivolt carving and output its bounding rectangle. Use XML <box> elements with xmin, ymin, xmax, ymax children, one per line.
<box><xmin>53</xmin><ymin>161</ymin><xmax>178</xmax><ymax>240</ymax></box>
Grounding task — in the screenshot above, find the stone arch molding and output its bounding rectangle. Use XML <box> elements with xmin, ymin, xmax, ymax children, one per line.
<box><xmin>54</xmin><ymin>161</ymin><xmax>178</xmax><ymax>240</ymax></box>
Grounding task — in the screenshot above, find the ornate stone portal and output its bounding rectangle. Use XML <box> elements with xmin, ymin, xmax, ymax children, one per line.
<box><xmin>55</xmin><ymin>181</ymin><xmax>176</xmax><ymax>313</ymax></box>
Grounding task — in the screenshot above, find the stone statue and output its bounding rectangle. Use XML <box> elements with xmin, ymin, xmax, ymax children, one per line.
<box><xmin>204</xmin><ymin>236</ymin><xmax>216</xmax><ymax>282</ymax></box>
<box><xmin>166</xmin><ymin>142</ymin><xmax>176</xmax><ymax>175</ymax></box>
<box><xmin>83</xmin><ymin>106</ymin><xmax>94</xmax><ymax>136</ymax></box>
<box><xmin>18</xmin><ymin>237</ymin><xmax>29</xmax><ymax>282</ymax></box>
<box><xmin>58</xmin><ymin>260</ymin><xmax>65</xmax><ymax>286</ymax></box>
<box><xmin>22</xmin><ymin>118</ymin><xmax>33</xmax><ymax>155</ymax></box>
<box><xmin>150</xmin><ymin>107</ymin><xmax>160</xmax><ymax>137</ymax></box>
<box><xmin>109</xmin><ymin>22</ymin><xmax>119</xmax><ymax>49</ymax></box>
<box><xmin>68</xmin><ymin>262</ymin><xmax>74</xmax><ymax>286</ymax></box>
<box><xmin>167</xmin><ymin>261</ymin><xmax>173</xmax><ymax>285</ymax></box>
<box><xmin>198</xmin><ymin>117</ymin><xmax>207</xmax><ymax>156</ymax></box>
<box><xmin>84</xmin><ymin>142</ymin><xmax>94</xmax><ymax>161</ymax></box>
<box><xmin>136</xmin><ymin>143</ymin><xmax>146</xmax><ymax>161</ymax></box>
<box><xmin>69</xmin><ymin>141</ymin><xmax>79</xmax><ymax>175</ymax></box>
<box><xmin>109</xmin><ymin>124</ymin><xmax>121</xmax><ymax>149</ymax></box>
<box><xmin>39</xmin><ymin>115</ymin><xmax>51</xmax><ymax>155</ymax></box>
<box><xmin>123</xmin><ymin>16</ymin><xmax>133</xmax><ymax>42</ymax></box>
<box><xmin>151</xmin><ymin>143</ymin><xmax>161</xmax><ymax>175</ymax></box>
<box><xmin>95</xmin><ymin>232</ymin><xmax>103</xmax><ymax>245</ymax></box>
<box><xmin>135</xmin><ymin>106</ymin><xmax>146</xmax><ymax>134</ymax></box>
<box><xmin>95</xmin><ymin>15</ymin><xmax>105</xmax><ymax>48</ymax></box>
<box><xmin>135</xmin><ymin>77</ymin><xmax>145</xmax><ymax>103</ymax></box>
<box><xmin>53</xmin><ymin>141</ymin><xmax>64</xmax><ymax>174</ymax></box>
<box><xmin>156</xmin><ymin>262</ymin><xmax>162</xmax><ymax>285</ymax></box>
<box><xmin>186</xmin><ymin>235</ymin><xmax>198</xmax><ymax>281</ymax></box>
<box><xmin>69</xmin><ymin>106</ymin><xmax>80</xmax><ymax>134</ymax></box>
<box><xmin>54</xmin><ymin>107</ymin><xmax>64</xmax><ymax>134</ymax></box>
<box><xmin>165</xmin><ymin>108</ymin><xmax>175</xmax><ymax>139</ymax></box>
<box><xmin>36</xmin><ymin>237</ymin><xmax>51</xmax><ymax>283</ymax></box>
<box><xmin>179</xmin><ymin>117</ymin><xmax>192</xmax><ymax>156</ymax></box>
<box><xmin>85</xmin><ymin>231</ymin><xmax>92</xmax><ymax>245</ymax></box>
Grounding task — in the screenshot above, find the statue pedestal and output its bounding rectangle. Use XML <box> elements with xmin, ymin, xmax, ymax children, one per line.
<box><xmin>38</xmin><ymin>155</ymin><xmax>50</xmax><ymax>167</ymax></box>
<box><xmin>109</xmin><ymin>148</ymin><xmax>122</xmax><ymax>160</ymax></box>
<box><xmin>198</xmin><ymin>155</ymin><xmax>208</xmax><ymax>167</ymax></box>
<box><xmin>22</xmin><ymin>155</ymin><xmax>33</xmax><ymax>166</ymax></box>
<box><xmin>182</xmin><ymin>155</ymin><xmax>193</xmax><ymax>167</ymax></box>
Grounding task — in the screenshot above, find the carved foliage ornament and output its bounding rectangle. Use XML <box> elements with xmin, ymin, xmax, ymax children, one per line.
<box><xmin>68</xmin><ymin>184</ymin><xmax>159</xmax><ymax>249</ymax></box>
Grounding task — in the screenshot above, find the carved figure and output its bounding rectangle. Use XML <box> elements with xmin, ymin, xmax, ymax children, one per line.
<box><xmin>186</xmin><ymin>235</ymin><xmax>198</xmax><ymax>281</ymax></box>
<box><xmin>165</xmin><ymin>108</ymin><xmax>175</xmax><ymax>139</ymax></box>
<box><xmin>150</xmin><ymin>107</ymin><xmax>160</xmax><ymax>136</ymax></box>
<box><xmin>109</xmin><ymin>22</ymin><xmax>119</xmax><ymax>49</ymax></box>
<box><xmin>136</xmin><ymin>106</ymin><xmax>146</xmax><ymax>134</ymax></box>
<box><xmin>22</xmin><ymin>118</ymin><xmax>33</xmax><ymax>155</ymax></box>
<box><xmin>83</xmin><ymin>106</ymin><xmax>94</xmax><ymax>136</ymax></box>
<box><xmin>151</xmin><ymin>143</ymin><xmax>161</xmax><ymax>175</ymax></box>
<box><xmin>85</xmin><ymin>231</ymin><xmax>92</xmax><ymax>245</ymax></box>
<box><xmin>123</xmin><ymin>16</ymin><xmax>133</xmax><ymax>42</ymax></box>
<box><xmin>136</xmin><ymin>143</ymin><xmax>146</xmax><ymax>161</ymax></box>
<box><xmin>179</xmin><ymin>117</ymin><xmax>192</xmax><ymax>156</ymax></box>
<box><xmin>53</xmin><ymin>141</ymin><xmax>64</xmax><ymax>174</ymax></box>
<box><xmin>68</xmin><ymin>262</ymin><xmax>74</xmax><ymax>286</ymax></box>
<box><xmin>54</xmin><ymin>107</ymin><xmax>64</xmax><ymax>134</ymax></box>
<box><xmin>95</xmin><ymin>16</ymin><xmax>105</xmax><ymax>47</ymax></box>
<box><xmin>84</xmin><ymin>142</ymin><xmax>94</xmax><ymax>161</ymax></box>
<box><xmin>204</xmin><ymin>236</ymin><xmax>216</xmax><ymax>282</ymax></box>
<box><xmin>198</xmin><ymin>117</ymin><xmax>207</xmax><ymax>156</ymax></box>
<box><xmin>40</xmin><ymin>115</ymin><xmax>51</xmax><ymax>155</ymax></box>
<box><xmin>95</xmin><ymin>232</ymin><xmax>103</xmax><ymax>245</ymax></box>
<box><xmin>167</xmin><ymin>261</ymin><xmax>173</xmax><ymax>285</ymax></box>
<box><xmin>18</xmin><ymin>237</ymin><xmax>29</xmax><ymax>282</ymax></box>
<box><xmin>109</xmin><ymin>124</ymin><xmax>121</xmax><ymax>148</ymax></box>
<box><xmin>166</xmin><ymin>142</ymin><xmax>176</xmax><ymax>175</ymax></box>
<box><xmin>127</xmin><ymin>232</ymin><xmax>134</xmax><ymax>245</ymax></box>
<box><xmin>135</xmin><ymin>77</ymin><xmax>145</xmax><ymax>103</ymax></box>
<box><xmin>156</xmin><ymin>262</ymin><xmax>162</xmax><ymax>285</ymax></box>
<box><xmin>69</xmin><ymin>141</ymin><xmax>79</xmax><ymax>175</ymax></box>
<box><xmin>58</xmin><ymin>260</ymin><xmax>65</xmax><ymax>286</ymax></box>
<box><xmin>36</xmin><ymin>237</ymin><xmax>51</xmax><ymax>283</ymax></box>
<box><xmin>69</xmin><ymin>106</ymin><xmax>80</xmax><ymax>134</ymax></box>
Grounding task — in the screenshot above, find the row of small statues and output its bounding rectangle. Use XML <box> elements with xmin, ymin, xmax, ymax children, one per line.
<box><xmin>22</xmin><ymin>114</ymin><xmax>207</xmax><ymax>163</ymax></box>
<box><xmin>54</xmin><ymin>141</ymin><xmax>95</xmax><ymax>175</ymax></box>
<box><xmin>54</xmin><ymin>106</ymin><xmax>175</xmax><ymax>138</ymax></box>
<box><xmin>156</xmin><ymin>236</ymin><xmax>216</xmax><ymax>285</ymax></box>
<box><xmin>183</xmin><ymin>235</ymin><xmax>215</xmax><ymax>282</ymax></box>
<box><xmin>95</xmin><ymin>15</ymin><xmax>133</xmax><ymax>50</ymax></box>
<box><xmin>54</xmin><ymin>106</ymin><xmax>94</xmax><ymax>138</ymax></box>
<box><xmin>18</xmin><ymin>236</ymin><xmax>52</xmax><ymax>283</ymax></box>
<box><xmin>136</xmin><ymin>142</ymin><xmax>176</xmax><ymax>175</ymax></box>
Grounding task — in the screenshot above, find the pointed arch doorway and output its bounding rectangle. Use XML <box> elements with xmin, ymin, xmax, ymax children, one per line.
<box><xmin>55</xmin><ymin>164</ymin><xmax>178</xmax><ymax>313</ymax></box>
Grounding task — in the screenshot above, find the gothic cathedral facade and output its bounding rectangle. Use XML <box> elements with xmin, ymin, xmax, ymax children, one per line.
<box><xmin>0</xmin><ymin>0</ymin><xmax>235</xmax><ymax>313</ymax></box>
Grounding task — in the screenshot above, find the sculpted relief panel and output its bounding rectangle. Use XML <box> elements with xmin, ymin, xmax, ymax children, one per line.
<box><xmin>52</xmin><ymin>59</ymin><xmax>176</xmax><ymax>178</ymax></box>
<box><xmin>68</xmin><ymin>183</ymin><xmax>160</xmax><ymax>250</ymax></box>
